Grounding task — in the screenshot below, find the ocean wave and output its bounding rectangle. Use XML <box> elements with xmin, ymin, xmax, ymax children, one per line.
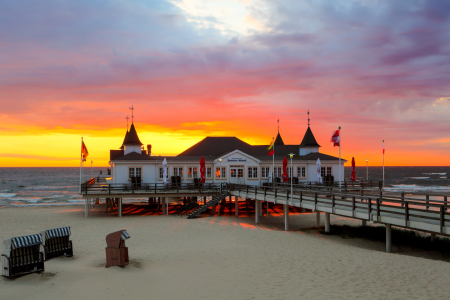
<box><xmin>67</xmin><ymin>199</ymin><xmax>84</xmax><ymax>203</ymax></box>
<box><xmin>9</xmin><ymin>202</ymin><xmax>84</xmax><ymax>207</ymax></box>
<box><xmin>386</xmin><ymin>184</ymin><xmax>450</xmax><ymax>192</ymax></box>
<box><xmin>11</xmin><ymin>197</ymin><xmax>43</xmax><ymax>203</ymax></box>
<box><xmin>440</xmin><ymin>176</ymin><xmax>448</xmax><ymax>179</ymax></box>
<box><xmin>410</xmin><ymin>177</ymin><xmax>430</xmax><ymax>179</ymax></box>
<box><xmin>422</xmin><ymin>173</ymin><xmax>447</xmax><ymax>175</ymax></box>
<box><xmin>0</xmin><ymin>193</ymin><xmax>17</xmax><ymax>198</ymax></box>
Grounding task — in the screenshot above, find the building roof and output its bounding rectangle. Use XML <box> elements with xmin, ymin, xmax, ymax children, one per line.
<box><xmin>123</xmin><ymin>123</ymin><xmax>143</xmax><ymax>146</ymax></box>
<box><xmin>177</xmin><ymin>137</ymin><xmax>252</xmax><ymax>157</ymax></box>
<box><xmin>120</xmin><ymin>130</ymin><xmax>128</xmax><ymax>150</ymax></box>
<box><xmin>113</xmin><ymin>152</ymin><xmax>155</xmax><ymax>161</ymax></box>
<box><xmin>110</xmin><ymin>150</ymin><xmax>124</xmax><ymax>161</ymax></box>
<box><xmin>274</xmin><ymin>132</ymin><xmax>284</xmax><ymax>146</ymax></box>
<box><xmin>299</xmin><ymin>126</ymin><xmax>321</xmax><ymax>148</ymax></box>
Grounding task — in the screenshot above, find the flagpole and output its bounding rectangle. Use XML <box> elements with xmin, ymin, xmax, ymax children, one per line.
<box><xmin>272</xmin><ymin>137</ymin><xmax>275</xmax><ymax>186</ymax></box>
<box><xmin>383</xmin><ymin>140</ymin><xmax>385</xmax><ymax>190</ymax></box>
<box><xmin>339</xmin><ymin>126</ymin><xmax>341</xmax><ymax>192</ymax></box>
<box><xmin>79</xmin><ymin>137</ymin><xmax>83</xmax><ymax>193</ymax></box>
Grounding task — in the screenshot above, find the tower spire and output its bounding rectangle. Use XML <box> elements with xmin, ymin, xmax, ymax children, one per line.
<box><xmin>125</xmin><ymin>115</ymin><xmax>130</xmax><ymax>131</ymax></box>
<box><xmin>277</xmin><ymin>118</ymin><xmax>280</xmax><ymax>133</ymax></box>
<box><xmin>129</xmin><ymin>105</ymin><xmax>134</xmax><ymax>123</ymax></box>
<box><xmin>307</xmin><ymin>110</ymin><xmax>310</xmax><ymax>127</ymax></box>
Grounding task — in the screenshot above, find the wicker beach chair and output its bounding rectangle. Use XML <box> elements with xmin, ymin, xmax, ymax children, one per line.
<box><xmin>2</xmin><ymin>234</ymin><xmax>45</xmax><ymax>278</ymax></box>
<box><xmin>105</xmin><ymin>230</ymin><xmax>130</xmax><ymax>268</ymax></box>
<box><xmin>40</xmin><ymin>226</ymin><xmax>73</xmax><ymax>261</ymax></box>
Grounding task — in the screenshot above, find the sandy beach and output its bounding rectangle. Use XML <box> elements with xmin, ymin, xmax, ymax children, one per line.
<box><xmin>1</xmin><ymin>205</ymin><xmax>450</xmax><ymax>300</ymax></box>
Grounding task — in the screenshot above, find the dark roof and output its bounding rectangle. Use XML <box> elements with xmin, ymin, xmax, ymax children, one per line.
<box><xmin>295</xmin><ymin>152</ymin><xmax>345</xmax><ymax>161</ymax></box>
<box><xmin>274</xmin><ymin>132</ymin><xmax>284</xmax><ymax>146</ymax></box>
<box><xmin>110</xmin><ymin>150</ymin><xmax>124</xmax><ymax>161</ymax></box>
<box><xmin>113</xmin><ymin>152</ymin><xmax>155</xmax><ymax>161</ymax></box>
<box><xmin>299</xmin><ymin>127</ymin><xmax>321</xmax><ymax>148</ymax></box>
<box><xmin>120</xmin><ymin>130</ymin><xmax>128</xmax><ymax>150</ymax></box>
<box><xmin>177</xmin><ymin>137</ymin><xmax>252</xmax><ymax>157</ymax></box>
<box><xmin>123</xmin><ymin>123</ymin><xmax>143</xmax><ymax>146</ymax></box>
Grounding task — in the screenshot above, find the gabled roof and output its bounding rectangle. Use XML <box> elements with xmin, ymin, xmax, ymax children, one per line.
<box><xmin>123</xmin><ymin>123</ymin><xmax>143</xmax><ymax>146</ymax></box>
<box><xmin>177</xmin><ymin>137</ymin><xmax>252</xmax><ymax>157</ymax></box>
<box><xmin>120</xmin><ymin>130</ymin><xmax>128</xmax><ymax>150</ymax></box>
<box><xmin>113</xmin><ymin>152</ymin><xmax>154</xmax><ymax>161</ymax></box>
<box><xmin>110</xmin><ymin>150</ymin><xmax>124</xmax><ymax>161</ymax></box>
<box><xmin>299</xmin><ymin>126</ymin><xmax>321</xmax><ymax>148</ymax></box>
<box><xmin>274</xmin><ymin>132</ymin><xmax>284</xmax><ymax>146</ymax></box>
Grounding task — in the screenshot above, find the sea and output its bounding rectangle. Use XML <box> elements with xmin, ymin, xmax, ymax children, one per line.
<box><xmin>0</xmin><ymin>166</ymin><xmax>449</xmax><ymax>207</ymax></box>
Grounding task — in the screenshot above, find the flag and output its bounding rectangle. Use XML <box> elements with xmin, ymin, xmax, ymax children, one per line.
<box><xmin>383</xmin><ymin>141</ymin><xmax>385</xmax><ymax>154</ymax></box>
<box><xmin>267</xmin><ymin>140</ymin><xmax>274</xmax><ymax>156</ymax></box>
<box><xmin>331</xmin><ymin>130</ymin><xmax>340</xmax><ymax>147</ymax></box>
<box><xmin>81</xmin><ymin>140</ymin><xmax>89</xmax><ymax>161</ymax></box>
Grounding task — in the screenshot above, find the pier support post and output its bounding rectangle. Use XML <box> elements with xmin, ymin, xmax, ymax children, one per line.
<box><xmin>386</xmin><ymin>224</ymin><xmax>392</xmax><ymax>253</ymax></box>
<box><xmin>284</xmin><ymin>204</ymin><xmax>289</xmax><ymax>231</ymax></box>
<box><xmin>235</xmin><ymin>196</ymin><xmax>239</xmax><ymax>217</ymax></box>
<box><xmin>162</xmin><ymin>197</ymin><xmax>166</xmax><ymax>215</ymax></box>
<box><xmin>119</xmin><ymin>198</ymin><xmax>122</xmax><ymax>218</ymax></box>
<box><xmin>255</xmin><ymin>200</ymin><xmax>260</xmax><ymax>224</ymax></box>
<box><xmin>316</xmin><ymin>211</ymin><xmax>320</xmax><ymax>227</ymax></box>
<box><xmin>260</xmin><ymin>200</ymin><xmax>263</xmax><ymax>217</ymax></box>
<box><xmin>325</xmin><ymin>212</ymin><xmax>330</xmax><ymax>233</ymax></box>
<box><xmin>212</xmin><ymin>204</ymin><xmax>216</xmax><ymax>216</ymax></box>
<box><xmin>362</xmin><ymin>220</ymin><xmax>367</xmax><ymax>226</ymax></box>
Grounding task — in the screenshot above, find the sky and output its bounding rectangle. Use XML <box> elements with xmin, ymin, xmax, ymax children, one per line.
<box><xmin>1</xmin><ymin>0</ymin><xmax>450</xmax><ymax>167</ymax></box>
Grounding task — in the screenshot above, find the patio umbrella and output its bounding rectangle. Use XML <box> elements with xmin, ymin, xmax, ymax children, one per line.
<box><xmin>268</xmin><ymin>170</ymin><xmax>273</xmax><ymax>183</ymax></box>
<box><xmin>282</xmin><ymin>156</ymin><xmax>289</xmax><ymax>182</ymax></box>
<box><xmin>199</xmin><ymin>156</ymin><xmax>206</xmax><ymax>183</ymax></box>
<box><xmin>162</xmin><ymin>158</ymin><xmax>168</xmax><ymax>185</ymax></box>
<box><xmin>316</xmin><ymin>158</ymin><xmax>323</xmax><ymax>184</ymax></box>
<box><xmin>350</xmin><ymin>157</ymin><xmax>356</xmax><ymax>181</ymax></box>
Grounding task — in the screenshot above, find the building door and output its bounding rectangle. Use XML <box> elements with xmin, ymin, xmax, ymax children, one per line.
<box><xmin>230</xmin><ymin>166</ymin><xmax>244</xmax><ymax>184</ymax></box>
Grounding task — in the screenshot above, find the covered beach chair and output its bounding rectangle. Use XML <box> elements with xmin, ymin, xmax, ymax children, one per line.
<box><xmin>2</xmin><ymin>234</ymin><xmax>45</xmax><ymax>278</ymax></box>
<box><xmin>40</xmin><ymin>226</ymin><xmax>73</xmax><ymax>261</ymax></box>
<box><xmin>105</xmin><ymin>230</ymin><xmax>130</xmax><ymax>268</ymax></box>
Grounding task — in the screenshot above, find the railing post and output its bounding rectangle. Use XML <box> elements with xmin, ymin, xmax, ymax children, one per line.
<box><xmin>299</xmin><ymin>190</ymin><xmax>302</xmax><ymax>204</ymax></box>
<box><xmin>445</xmin><ymin>196</ymin><xmax>448</xmax><ymax>212</ymax></box>
<box><xmin>368</xmin><ymin>198</ymin><xmax>372</xmax><ymax>221</ymax></box>
<box><xmin>314</xmin><ymin>192</ymin><xmax>318</xmax><ymax>207</ymax></box>
<box><xmin>246</xmin><ymin>185</ymin><xmax>249</xmax><ymax>194</ymax></box>
<box><xmin>405</xmin><ymin>202</ymin><xmax>409</xmax><ymax>227</ymax></box>
<box><xmin>352</xmin><ymin>196</ymin><xmax>355</xmax><ymax>217</ymax></box>
<box><xmin>376</xmin><ymin>198</ymin><xmax>380</xmax><ymax>221</ymax></box>
<box><xmin>108</xmin><ymin>184</ymin><xmax>111</xmax><ymax>195</ymax></box>
<box><xmin>275</xmin><ymin>188</ymin><xmax>277</xmax><ymax>198</ymax></box>
<box><xmin>401</xmin><ymin>192</ymin><xmax>405</xmax><ymax>207</ymax></box>
<box><xmin>154</xmin><ymin>183</ymin><xmax>156</xmax><ymax>194</ymax></box>
<box><xmin>426</xmin><ymin>195</ymin><xmax>430</xmax><ymax>210</ymax></box>
<box><xmin>255</xmin><ymin>186</ymin><xmax>257</xmax><ymax>198</ymax></box>
<box><xmin>440</xmin><ymin>206</ymin><xmax>445</xmax><ymax>233</ymax></box>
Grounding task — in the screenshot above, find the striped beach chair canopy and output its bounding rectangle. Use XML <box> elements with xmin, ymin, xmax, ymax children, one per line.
<box><xmin>11</xmin><ymin>234</ymin><xmax>42</xmax><ymax>249</ymax></box>
<box><xmin>44</xmin><ymin>227</ymin><xmax>71</xmax><ymax>239</ymax></box>
<box><xmin>121</xmin><ymin>231</ymin><xmax>131</xmax><ymax>240</ymax></box>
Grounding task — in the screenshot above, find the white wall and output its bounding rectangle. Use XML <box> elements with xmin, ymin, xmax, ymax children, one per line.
<box><xmin>112</xmin><ymin>162</ymin><xmax>156</xmax><ymax>184</ymax></box>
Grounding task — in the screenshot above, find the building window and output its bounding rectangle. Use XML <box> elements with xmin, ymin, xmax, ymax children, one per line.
<box><xmin>274</xmin><ymin>167</ymin><xmax>282</xmax><ymax>178</ymax></box>
<box><xmin>215</xmin><ymin>167</ymin><xmax>226</xmax><ymax>179</ymax></box>
<box><xmin>188</xmin><ymin>167</ymin><xmax>198</xmax><ymax>179</ymax></box>
<box><xmin>129</xmin><ymin>167</ymin><xmax>142</xmax><ymax>179</ymax></box>
<box><xmin>261</xmin><ymin>167</ymin><xmax>270</xmax><ymax>178</ymax></box>
<box><xmin>287</xmin><ymin>167</ymin><xmax>293</xmax><ymax>178</ymax></box>
<box><xmin>297</xmin><ymin>167</ymin><xmax>306</xmax><ymax>178</ymax></box>
<box><xmin>321</xmin><ymin>167</ymin><xmax>332</xmax><ymax>178</ymax></box>
<box><xmin>247</xmin><ymin>167</ymin><xmax>258</xmax><ymax>179</ymax></box>
<box><xmin>173</xmin><ymin>167</ymin><xmax>183</xmax><ymax>178</ymax></box>
<box><xmin>159</xmin><ymin>167</ymin><xmax>169</xmax><ymax>179</ymax></box>
<box><xmin>206</xmin><ymin>167</ymin><xmax>212</xmax><ymax>179</ymax></box>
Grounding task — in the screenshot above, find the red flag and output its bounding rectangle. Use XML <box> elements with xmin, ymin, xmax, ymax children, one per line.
<box><xmin>199</xmin><ymin>156</ymin><xmax>206</xmax><ymax>183</ymax></box>
<box><xmin>383</xmin><ymin>141</ymin><xmax>385</xmax><ymax>154</ymax></box>
<box><xmin>81</xmin><ymin>140</ymin><xmax>89</xmax><ymax>162</ymax></box>
<box><xmin>331</xmin><ymin>130</ymin><xmax>340</xmax><ymax>147</ymax></box>
<box><xmin>350</xmin><ymin>157</ymin><xmax>356</xmax><ymax>181</ymax></box>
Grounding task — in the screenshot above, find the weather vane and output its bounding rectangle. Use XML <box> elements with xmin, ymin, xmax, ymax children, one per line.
<box><xmin>277</xmin><ymin>118</ymin><xmax>279</xmax><ymax>133</ymax></box>
<box><xmin>307</xmin><ymin>110</ymin><xmax>310</xmax><ymax>127</ymax></box>
<box><xmin>125</xmin><ymin>115</ymin><xmax>130</xmax><ymax>130</ymax></box>
<box><xmin>129</xmin><ymin>105</ymin><xmax>134</xmax><ymax>123</ymax></box>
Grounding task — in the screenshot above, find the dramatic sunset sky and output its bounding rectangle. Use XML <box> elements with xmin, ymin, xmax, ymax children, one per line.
<box><xmin>1</xmin><ymin>0</ymin><xmax>449</xmax><ymax>167</ymax></box>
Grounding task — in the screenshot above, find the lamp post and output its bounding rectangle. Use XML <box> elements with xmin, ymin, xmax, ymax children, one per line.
<box><xmin>289</xmin><ymin>153</ymin><xmax>294</xmax><ymax>205</ymax></box>
<box><xmin>366</xmin><ymin>159</ymin><xmax>369</xmax><ymax>181</ymax></box>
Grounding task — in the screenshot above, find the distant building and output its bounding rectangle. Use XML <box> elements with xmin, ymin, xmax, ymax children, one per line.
<box><xmin>109</xmin><ymin>123</ymin><xmax>346</xmax><ymax>185</ymax></box>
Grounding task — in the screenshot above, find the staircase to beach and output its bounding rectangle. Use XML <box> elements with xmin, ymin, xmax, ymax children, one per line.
<box><xmin>187</xmin><ymin>192</ymin><xmax>230</xmax><ymax>219</ymax></box>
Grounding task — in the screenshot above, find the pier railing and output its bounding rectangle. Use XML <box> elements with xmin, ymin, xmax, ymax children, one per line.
<box><xmin>81</xmin><ymin>180</ymin><xmax>222</xmax><ymax>196</ymax></box>
<box><xmin>229</xmin><ymin>183</ymin><xmax>450</xmax><ymax>234</ymax></box>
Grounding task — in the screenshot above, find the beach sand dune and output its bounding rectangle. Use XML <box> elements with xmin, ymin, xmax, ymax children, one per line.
<box><xmin>1</xmin><ymin>206</ymin><xmax>450</xmax><ymax>299</ymax></box>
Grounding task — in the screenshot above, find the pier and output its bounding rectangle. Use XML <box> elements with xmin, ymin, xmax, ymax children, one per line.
<box><xmin>81</xmin><ymin>178</ymin><xmax>450</xmax><ymax>253</ymax></box>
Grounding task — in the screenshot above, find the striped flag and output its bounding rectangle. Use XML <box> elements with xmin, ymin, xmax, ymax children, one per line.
<box><xmin>331</xmin><ymin>130</ymin><xmax>340</xmax><ymax>147</ymax></box>
<box><xmin>81</xmin><ymin>140</ymin><xmax>89</xmax><ymax>162</ymax></box>
<box><xmin>267</xmin><ymin>140</ymin><xmax>274</xmax><ymax>156</ymax></box>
